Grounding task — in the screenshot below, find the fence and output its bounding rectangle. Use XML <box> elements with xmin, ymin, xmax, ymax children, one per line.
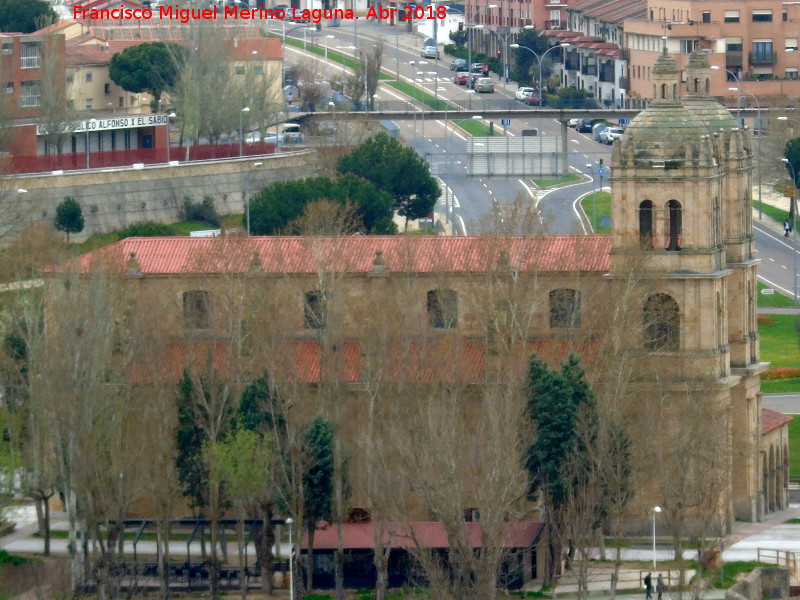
<box><xmin>2</xmin><ymin>142</ymin><xmax>279</xmax><ymax>175</ymax></box>
<box><xmin>757</xmin><ymin>548</ymin><xmax>800</xmax><ymax>585</ymax></box>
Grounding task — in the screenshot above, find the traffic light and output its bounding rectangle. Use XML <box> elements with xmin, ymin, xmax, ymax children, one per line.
<box><xmin>497</xmin><ymin>50</ymin><xmax>502</xmax><ymax>58</ymax></box>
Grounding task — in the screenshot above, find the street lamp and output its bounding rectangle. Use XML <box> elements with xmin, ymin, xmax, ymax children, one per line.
<box><xmin>510</xmin><ymin>42</ymin><xmax>571</xmax><ymax>106</ymax></box>
<box><xmin>475</xmin><ymin>25</ymin><xmax>533</xmax><ymax>93</ymax></box>
<box><xmin>166</xmin><ymin>112</ymin><xmax>176</xmax><ymax>164</ymax></box>
<box><xmin>286</xmin><ymin>517</ymin><xmax>294</xmax><ymax>600</ymax></box>
<box><xmin>586</xmin><ymin>163</ymin><xmax>597</xmax><ymax>230</ymax></box>
<box><xmin>246</xmin><ymin>161</ymin><xmax>263</xmax><ymax>236</ymax></box>
<box><xmin>467</xmin><ymin>4</ymin><xmax>498</xmax><ymax>83</ymax></box>
<box><xmin>710</xmin><ymin>65</ymin><xmax>741</xmax><ymax>123</ymax></box>
<box><xmin>652</xmin><ymin>506</ymin><xmax>662</xmax><ymax>569</ymax></box>
<box><xmin>782</xmin><ymin>157</ymin><xmax>798</xmax><ymax>304</ymax></box>
<box><xmin>239</xmin><ymin>106</ymin><xmax>250</xmax><ymax>157</ymax></box>
<box><xmin>731</xmin><ymin>87</ymin><xmax>762</xmax><ymax>220</ymax></box>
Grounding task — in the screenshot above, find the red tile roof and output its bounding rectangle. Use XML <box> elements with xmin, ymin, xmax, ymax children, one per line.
<box><xmin>66</xmin><ymin>41</ymin><xmax>112</xmax><ymax>65</ymax></box>
<box><xmin>762</xmin><ymin>408</ymin><xmax>792</xmax><ymax>435</ymax></box>
<box><xmin>77</xmin><ymin>235</ymin><xmax>613</xmax><ymax>275</ymax></box>
<box><xmin>301</xmin><ymin>521</ymin><xmax>544</xmax><ymax>551</ymax></box>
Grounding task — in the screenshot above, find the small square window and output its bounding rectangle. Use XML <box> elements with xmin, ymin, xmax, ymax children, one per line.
<box><xmin>702</xmin><ymin>11</ymin><xmax>710</xmax><ymax>23</ymax></box>
<box><xmin>85</xmin><ymin>72</ymin><xmax>93</xmax><ymax>83</ymax></box>
<box><xmin>304</xmin><ymin>290</ymin><xmax>328</xmax><ymax>329</ymax></box>
<box><xmin>1</xmin><ymin>43</ymin><xmax>12</xmax><ymax>55</ymax></box>
<box><xmin>85</xmin><ymin>98</ymin><xmax>93</xmax><ymax>110</ymax></box>
<box><xmin>4</xmin><ymin>82</ymin><xmax>12</xmax><ymax>94</ymax></box>
<box><xmin>427</xmin><ymin>289</ymin><xmax>458</xmax><ymax>329</ymax></box>
<box><xmin>183</xmin><ymin>290</ymin><xmax>212</xmax><ymax>330</ymax></box>
<box><xmin>235</xmin><ymin>65</ymin><xmax>245</xmax><ymax>76</ymax></box>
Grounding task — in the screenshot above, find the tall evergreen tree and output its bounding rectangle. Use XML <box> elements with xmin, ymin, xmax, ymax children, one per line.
<box><xmin>175</xmin><ymin>370</ymin><xmax>209</xmax><ymax>512</ymax></box>
<box><xmin>54</xmin><ymin>197</ymin><xmax>84</xmax><ymax>244</ymax></box>
<box><xmin>303</xmin><ymin>414</ymin><xmax>335</xmax><ymax>591</ymax></box>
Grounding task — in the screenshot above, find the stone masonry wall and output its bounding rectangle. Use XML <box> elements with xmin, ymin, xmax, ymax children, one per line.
<box><xmin>8</xmin><ymin>150</ymin><xmax>319</xmax><ymax>242</ymax></box>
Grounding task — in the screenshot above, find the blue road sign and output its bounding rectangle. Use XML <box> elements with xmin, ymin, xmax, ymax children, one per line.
<box><xmin>597</xmin><ymin>167</ymin><xmax>606</xmax><ymax>176</ymax></box>
<box><xmin>501</xmin><ymin>118</ymin><xmax>511</xmax><ymax>126</ymax></box>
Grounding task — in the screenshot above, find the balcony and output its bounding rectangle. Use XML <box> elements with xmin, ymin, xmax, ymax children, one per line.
<box><xmin>618</xmin><ymin>76</ymin><xmax>630</xmax><ymax>90</ymax></box>
<box><xmin>599</xmin><ymin>66</ymin><xmax>615</xmax><ymax>82</ymax></box>
<box><xmin>725</xmin><ymin>51</ymin><xmax>743</xmax><ymax>68</ymax></box>
<box><xmin>749</xmin><ymin>51</ymin><xmax>777</xmax><ymax>65</ymax></box>
<box><xmin>565</xmin><ymin>56</ymin><xmax>580</xmax><ymax>71</ymax></box>
<box><xmin>581</xmin><ymin>65</ymin><xmax>597</xmax><ymax>76</ymax></box>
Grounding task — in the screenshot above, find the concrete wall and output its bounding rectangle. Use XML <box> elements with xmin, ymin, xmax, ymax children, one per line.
<box><xmin>726</xmin><ymin>567</ymin><xmax>790</xmax><ymax>600</ymax></box>
<box><xmin>10</xmin><ymin>150</ymin><xmax>319</xmax><ymax>241</ymax></box>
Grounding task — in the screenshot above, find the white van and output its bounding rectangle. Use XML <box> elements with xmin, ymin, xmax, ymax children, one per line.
<box><xmin>592</xmin><ymin>122</ymin><xmax>608</xmax><ymax>142</ymax></box>
<box><xmin>280</xmin><ymin>123</ymin><xmax>303</xmax><ymax>144</ymax></box>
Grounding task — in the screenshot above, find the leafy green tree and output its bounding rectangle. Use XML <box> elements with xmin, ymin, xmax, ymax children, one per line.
<box><xmin>336</xmin><ymin>133</ymin><xmax>440</xmax><ymax>225</ymax></box>
<box><xmin>449</xmin><ymin>28</ymin><xmax>467</xmax><ymax>47</ymax></box>
<box><xmin>109</xmin><ymin>42</ymin><xmax>186</xmax><ymax>109</ymax></box>
<box><xmin>784</xmin><ymin>137</ymin><xmax>800</xmax><ymax>221</ymax></box>
<box><xmin>54</xmin><ymin>197</ymin><xmax>84</xmax><ymax>244</ymax></box>
<box><xmin>303</xmin><ymin>414</ymin><xmax>334</xmax><ymax>592</ymax></box>
<box><xmin>524</xmin><ymin>353</ymin><xmax>596</xmax><ymax>584</ymax></box>
<box><xmin>0</xmin><ymin>0</ymin><xmax>55</xmax><ymax>33</ymax></box>
<box><xmin>247</xmin><ymin>175</ymin><xmax>396</xmax><ymax>235</ymax></box>
<box><xmin>511</xmin><ymin>29</ymin><xmax>552</xmax><ymax>86</ymax></box>
<box><xmin>549</xmin><ymin>87</ymin><xmax>600</xmax><ymax>109</ymax></box>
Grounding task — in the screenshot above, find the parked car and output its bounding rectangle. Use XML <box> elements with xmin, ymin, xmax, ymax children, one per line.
<box><xmin>515</xmin><ymin>87</ymin><xmax>535</xmax><ymax>101</ymax></box>
<box><xmin>475</xmin><ymin>77</ymin><xmax>495</xmax><ymax>93</ymax></box>
<box><xmin>592</xmin><ymin>122</ymin><xmax>608</xmax><ymax>142</ymax></box>
<box><xmin>525</xmin><ymin>93</ymin><xmax>543</xmax><ymax>106</ymax></box>
<box><xmin>280</xmin><ymin>123</ymin><xmax>303</xmax><ymax>144</ymax></box>
<box><xmin>246</xmin><ymin>132</ymin><xmax>284</xmax><ymax>145</ymax></box>
<box><xmin>599</xmin><ymin>127</ymin><xmax>625</xmax><ymax>144</ymax></box>
<box><xmin>449</xmin><ymin>58</ymin><xmax>468</xmax><ymax>71</ymax></box>
<box><xmin>421</xmin><ymin>45</ymin><xmax>440</xmax><ymax>59</ymax></box>
<box><xmin>470</xmin><ymin>63</ymin><xmax>489</xmax><ymax>76</ymax></box>
<box><xmin>568</xmin><ymin>118</ymin><xmax>580</xmax><ymax>128</ymax></box>
<box><xmin>453</xmin><ymin>71</ymin><xmax>470</xmax><ymax>85</ymax></box>
<box><xmin>576</xmin><ymin>118</ymin><xmax>594</xmax><ymax>133</ymax></box>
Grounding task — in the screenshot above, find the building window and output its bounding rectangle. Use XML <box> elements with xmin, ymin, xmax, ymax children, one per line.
<box><xmin>702</xmin><ymin>11</ymin><xmax>710</xmax><ymax>23</ymax></box>
<box><xmin>549</xmin><ymin>289</ymin><xmax>581</xmax><ymax>328</ymax></box>
<box><xmin>784</xmin><ymin>10</ymin><xmax>789</xmax><ymax>22</ymax></box>
<box><xmin>119</xmin><ymin>96</ymin><xmax>124</xmax><ymax>107</ymax></box>
<box><xmin>66</xmin><ymin>99</ymin><xmax>74</xmax><ymax>109</ymax></box>
<box><xmin>85</xmin><ymin>98</ymin><xmax>93</xmax><ymax>110</ymax></box>
<box><xmin>66</xmin><ymin>73</ymin><xmax>74</xmax><ymax>84</ymax></box>
<box><xmin>752</xmin><ymin>9</ymin><xmax>773</xmax><ymax>22</ymax></box>
<box><xmin>639</xmin><ymin>200</ymin><xmax>654</xmax><ymax>249</ymax></box>
<box><xmin>304</xmin><ymin>290</ymin><xmax>328</xmax><ymax>330</ymax></box>
<box><xmin>183</xmin><ymin>290</ymin><xmax>212</xmax><ymax>330</ymax></box>
<box><xmin>1</xmin><ymin>43</ymin><xmax>12</xmax><ymax>55</ymax></box>
<box><xmin>19</xmin><ymin>80</ymin><xmax>40</xmax><ymax>107</ymax></box>
<box><xmin>254</xmin><ymin>65</ymin><xmax>264</xmax><ymax>75</ymax></box>
<box><xmin>786</xmin><ymin>39</ymin><xmax>798</xmax><ymax>52</ymax></box>
<box><xmin>4</xmin><ymin>82</ymin><xmax>12</xmax><ymax>94</ymax></box>
<box><xmin>726</xmin><ymin>40</ymin><xmax>743</xmax><ymax>52</ymax></box>
<box><xmin>235</xmin><ymin>65</ymin><xmax>245</xmax><ymax>76</ymax></box>
<box><xmin>787</xmin><ymin>67</ymin><xmax>799</xmax><ymax>80</ymax></box>
<box><xmin>20</xmin><ymin>42</ymin><xmax>40</xmax><ymax>68</ymax></box>
<box><xmin>724</xmin><ymin>10</ymin><xmax>740</xmax><ymax>23</ymax></box>
<box><xmin>85</xmin><ymin>72</ymin><xmax>93</xmax><ymax>83</ymax></box>
<box><xmin>666</xmin><ymin>200</ymin><xmax>682</xmax><ymax>251</ymax></box>
<box><xmin>643</xmin><ymin>293</ymin><xmax>680</xmax><ymax>351</ymax></box>
<box><xmin>427</xmin><ymin>289</ymin><xmax>458</xmax><ymax>329</ymax></box>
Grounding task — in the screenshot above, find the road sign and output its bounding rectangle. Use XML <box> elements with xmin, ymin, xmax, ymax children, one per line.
<box><xmin>501</xmin><ymin>118</ymin><xmax>511</xmax><ymax>126</ymax></box>
<box><xmin>597</xmin><ymin>167</ymin><xmax>606</xmax><ymax>176</ymax></box>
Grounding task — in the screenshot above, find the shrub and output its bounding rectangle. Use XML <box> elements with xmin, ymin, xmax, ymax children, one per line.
<box><xmin>117</xmin><ymin>222</ymin><xmax>178</xmax><ymax>238</ymax></box>
<box><xmin>181</xmin><ymin>197</ymin><xmax>220</xmax><ymax>227</ymax></box>
<box><xmin>762</xmin><ymin>368</ymin><xmax>800</xmax><ymax>380</ymax></box>
<box><xmin>0</xmin><ymin>550</ymin><xmax>31</xmax><ymax>565</ymax></box>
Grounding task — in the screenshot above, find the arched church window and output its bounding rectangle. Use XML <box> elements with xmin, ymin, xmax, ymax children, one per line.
<box><xmin>639</xmin><ymin>200</ymin><xmax>654</xmax><ymax>249</ymax></box>
<box><xmin>643</xmin><ymin>293</ymin><xmax>680</xmax><ymax>351</ymax></box>
<box><xmin>666</xmin><ymin>200</ymin><xmax>682</xmax><ymax>251</ymax></box>
<box><xmin>672</xmin><ymin>83</ymin><xmax>677</xmax><ymax>98</ymax></box>
<box><xmin>661</xmin><ymin>83</ymin><xmax>667</xmax><ymax>99</ymax></box>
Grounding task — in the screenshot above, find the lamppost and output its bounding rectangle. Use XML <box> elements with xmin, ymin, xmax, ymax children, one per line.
<box><xmin>286</xmin><ymin>517</ymin><xmax>294</xmax><ymax>600</ymax></box>
<box><xmin>468</xmin><ymin>4</ymin><xmax>498</xmax><ymax>81</ymax></box>
<box><xmin>710</xmin><ymin>65</ymin><xmax>741</xmax><ymax>123</ymax></box>
<box><xmin>246</xmin><ymin>161</ymin><xmax>263</xmax><ymax>236</ymax></box>
<box><xmin>239</xmin><ymin>106</ymin><xmax>250</xmax><ymax>157</ymax></box>
<box><xmin>731</xmin><ymin>87</ymin><xmax>762</xmax><ymax>220</ymax></box>
<box><xmin>778</xmin><ymin>116</ymin><xmax>800</xmax><ymax>223</ymax></box>
<box><xmin>510</xmin><ymin>42</ymin><xmax>571</xmax><ymax>106</ymax></box>
<box><xmin>652</xmin><ymin>506</ymin><xmax>662</xmax><ymax>569</ymax></box>
<box><xmin>166</xmin><ymin>112</ymin><xmax>176</xmax><ymax>164</ymax></box>
<box><xmin>782</xmin><ymin>157</ymin><xmax>798</xmax><ymax>304</ymax></box>
<box><xmin>324</xmin><ymin>34</ymin><xmax>335</xmax><ymax>67</ymax></box>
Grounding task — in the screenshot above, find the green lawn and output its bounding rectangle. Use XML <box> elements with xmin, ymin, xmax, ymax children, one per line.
<box><xmin>383</xmin><ymin>80</ymin><xmax>451</xmax><ymax>111</ymax></box>
<box><xmin>533</xmin><ymin>174</ymin><xmax>581</xmax><ymax>188</ymax></box>
<box><xmin>579</xmin><ymin>191</ymin><xmax>612</xmax><ymax>233</ymax></box>
<box><xmin>758</xmin><ymin>314</ymin><xmax>800</xmax><ymax>369</ymax></box>
<box><xmin>453</xmin><ymin>119</ymin><xmax>502</xmax><ymax>137</ymax></box>
<box><xmin>790</xmin><ymin>419</ymin><xmax>800</xmax><ymax>479</ymax></box>
<box><xmin>757</xmin><ymin>281</ymin><xmax>796</xmax><ymax>307</ymax></box>
<box><xmin>761</xmin><ymin>379</ymin><xmax>800</xmax><ymax>394</ymax></box>
<box><xmin>754</xmin><ymin>200</ymin><xmax>789</xmax><ymax>224</ymax></box>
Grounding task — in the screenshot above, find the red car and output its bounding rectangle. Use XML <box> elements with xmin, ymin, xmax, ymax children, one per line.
<box><xmin>453</xmin><ymin>71</ymin><xmax>469</xmax><ymax>85</ymax></box>
<box><xmin>525</xmin><ymin>93</ymin><xmax>543</xmax><ymax>106</ymax></box>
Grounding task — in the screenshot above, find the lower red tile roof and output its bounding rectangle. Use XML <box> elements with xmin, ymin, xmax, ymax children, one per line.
<box><xmin>762</xmin><ymin>408</ymin><xmax>792</xmax><ymax>435</ymax></box>
<box><xmin>77</xmin><ymin>235</ymin><xmax>612</xmax><ymax>275</ymax></box>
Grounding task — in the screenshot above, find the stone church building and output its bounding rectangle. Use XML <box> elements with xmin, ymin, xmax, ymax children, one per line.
<box><xmin>64</xmin><ymin>49</ymin><xmax>784</xmax><ymax>533</ymax></box>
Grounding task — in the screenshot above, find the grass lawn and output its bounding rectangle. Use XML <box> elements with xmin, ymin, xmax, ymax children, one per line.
<box><xmin>790</xmin><ymin>419</ymin><xmax>800</xmax><ymax>479</ymax></box>
<box><xmin>757</xmin><ymin>281</ymin><xmax>796</xmax><ymax>307</ymax></box>
<box><xmin>579</xmin><ymin>191</ymin><xmax>612</xmax><ymax>233</ymax></box>
<box><xmin>383</xmin><ymin>80</ymin><xmax>451</xmax><ymax>110</ymax></box>
<box><xmin>711</xmin><ymin>561</ymin><xmax>774</xmax><ymax>589</ymax></box>
<box><xmin>754</xmin><ymin>200</ymin><xmax>789</xmax><ymax>224</ymax></box>
<box><xmin>761</xmin><ymin>379</ymin><xmax>800</xmax><ymax>394</ymax></box>
<box><xmin>758</xmin><ymin>314</ymin><xmax>800</xmax><ymax>369</ymax></box>
<box><xmin>533</xmin><ymin>174</ymin><xmax>581</xmax><ymax>188</ymax></box>
<box><xmin>282</xmin><ymin>37</ymin><xmax>394</xmax><ymax>79</ymax></box>
<box><xmin>453</xmin><ymin>118</ymin><xmax>502</xmax><ymax>137</ymax></box>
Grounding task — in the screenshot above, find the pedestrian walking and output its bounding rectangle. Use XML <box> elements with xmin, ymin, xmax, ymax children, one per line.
<box><xmin>785</xmin><ymin>218</ymin><xmax>791</xmax><ymax>237</ymax></box>
<box><xmin>644</xmin><ymin>572</ymin><xmax>652</xmax><ymax>600</ymax></box>
<box><xmin>656</xmin><ymin>573</ymin><xmax>665</xmax><ymax>600</ymax></box>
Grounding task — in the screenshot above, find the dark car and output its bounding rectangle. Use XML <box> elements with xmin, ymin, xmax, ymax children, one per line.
<box><xmin>470</xmin><ymin>63</ymin><xmax>489</xmax><ymax>76</ymax></box>
<box><xmin>525</xmin><ymin>93</ymin><xmax>543</xmax><ymax>106</ymax></box>
<box><xmin>576</xmin><ymin>118</ymin><xmax>594</xmax><ymax>133</ymax></box>
<box><xmin>449</xmin><ymin>58</ymin><xmax>467</xmax><ymax>71</ymax></box>
<box><xmin>467</xmin><ymin>73</ymin><xmax>481</xmax><ymax>89</ymax></box>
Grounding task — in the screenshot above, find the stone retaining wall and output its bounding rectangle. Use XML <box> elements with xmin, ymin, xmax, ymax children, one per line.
<box><xmin>726</xmin><ymin>566</ymin><xmax>789</xmax><ymax>600</ymax></box>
